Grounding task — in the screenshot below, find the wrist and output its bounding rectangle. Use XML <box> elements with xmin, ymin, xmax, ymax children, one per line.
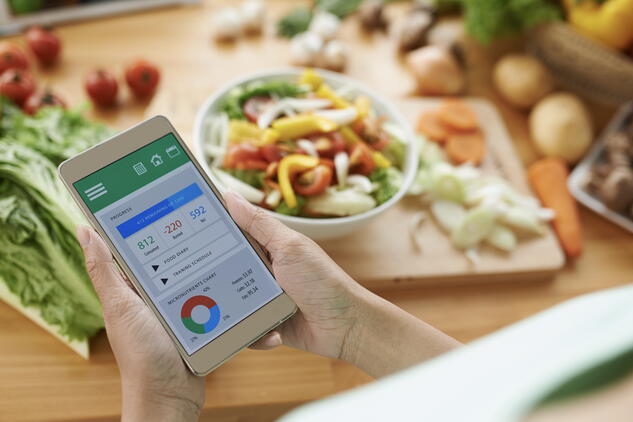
<box><xmin>121</xmin><ymin>380</ymin><xmax>202</xmax><ymax>422</ymax></box>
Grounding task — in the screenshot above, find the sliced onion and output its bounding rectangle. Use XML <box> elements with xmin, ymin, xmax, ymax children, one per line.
<box><xmin>347</xmin><ymin>175</ymin><xmax>373</xmax><ymax>193</ymax></box>
<box><xmin>265</xmin><ymin>189</ymin><xmax>282</xmax><ymax>208</ymax></box>
<box><xmin>284</xmin><ymin>98</ymin><xmax>332</xmax><ymax>112</ymax></box>
<box><xmin>315</xmin><ymin>107</ymin><xmax>358</xmax><ymax>126</ymax></box>
<box><xmin>334</xmin><ymin>151</ymin><xmax>349</xmax><ymax>188</ymax></box>
<box><xmin>257</xmin><ymin>101</ymin><xmax>286</xmax><ymax>129</ymax></box>
<box><xmin>297</xmin><ymin>139</ymin><xmax>318</xmax><ymax>157</ymax></box>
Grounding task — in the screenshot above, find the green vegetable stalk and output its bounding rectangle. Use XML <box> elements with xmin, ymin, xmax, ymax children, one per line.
<box><xmin>369</xmin><ymin>167</ymin><xmax>402</xmax><ymax>205</ymax></box>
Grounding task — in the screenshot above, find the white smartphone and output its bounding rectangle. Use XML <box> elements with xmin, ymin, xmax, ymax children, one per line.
<box><xmin>58</xmin><ymin>115</ymin><xmax>296</xmax><ymax>376</ymax></box>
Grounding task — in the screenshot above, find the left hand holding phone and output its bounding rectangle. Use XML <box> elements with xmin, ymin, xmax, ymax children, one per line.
<box><xmin>77</xmin><ymin>226</ymin><xmax>204</xmax><ymax>422</ymax></box>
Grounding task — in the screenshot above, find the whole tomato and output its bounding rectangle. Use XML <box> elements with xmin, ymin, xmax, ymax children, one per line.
<box><xmin>25</xmin><ymin>26</ymin><xmax>61</xmax><ymax>66</ymax></box>
<box><xmin>125</xmin><ymin>60</ymin><xmax>160</xmax><ymax>98</ymax></box>
<box><xmin>0</xmin><ymin>69</ymin><xmax>36</xmax><ymax>105</ymax></box>
<box><xmin>23</xmin><ymin>90</ymin><xmax>65</xmax><ymax>115</ymax></box>
<box><xmin>0</xmin><ymin>42</ymin><xmax>29</xmax><ymax>74</ymax></box>
<box><xmin>84</xmin><ymin>69</ymin><xmax>118</xmax><ymax>107</ymax></box>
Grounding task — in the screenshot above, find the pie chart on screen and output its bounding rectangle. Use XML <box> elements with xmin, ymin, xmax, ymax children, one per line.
<box><xmin>181</xmin><ymin>295</ymin><xmax>221</xmax><ymax>334</ymax></box>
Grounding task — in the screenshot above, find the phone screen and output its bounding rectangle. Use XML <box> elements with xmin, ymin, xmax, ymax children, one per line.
<box><xmin>73</xmin><ymin>133</ymin><xmax>283</xmax><ymax>355</ymax></box>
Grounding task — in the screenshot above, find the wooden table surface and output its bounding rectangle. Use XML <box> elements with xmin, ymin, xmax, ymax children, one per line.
<box><xmin>1</xmin><ymin>1</ymin><xmax>632</xmax><ymax>421</ymax></box>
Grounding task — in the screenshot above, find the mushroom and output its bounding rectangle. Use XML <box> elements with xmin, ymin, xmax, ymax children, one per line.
<box><xmin>212</xmin><ymin>7</ymin><xmax>242</xmax><ymax>41</ymax></box>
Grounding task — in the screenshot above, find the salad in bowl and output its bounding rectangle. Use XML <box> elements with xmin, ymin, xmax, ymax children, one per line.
<box><xmin>193</xmin><ymin>68</ymin><xmax>418</xmax><ymax>239</ymax></box>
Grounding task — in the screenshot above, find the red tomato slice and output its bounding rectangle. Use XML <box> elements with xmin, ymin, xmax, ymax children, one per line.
<box><xmin>293</xmin><ymin>165</ymin><xmax>333</xmax><ymax>196</ymax></box>
<box><xmin>243</xmin><ymin>96</ymin><xmax>273</xmax><ymax>123</ymax></box>
<box><xmin>223</xmin><ymin>144</ymin><xmax>262</xmax><ymax>168</ymax></box>
<box><xmin>349</xmin><ymin>143</ymin><xmax>376</xmax><ymax>175</ymax></box>
<box><xmin>236</xmin><ymin>159</ymin><xmax>269</xmax><ymax>171</ymax></box>
<box><xmin>259</xmin><ymin>144</ymin><xmax>283</xmax><ymax>162</ymax></box>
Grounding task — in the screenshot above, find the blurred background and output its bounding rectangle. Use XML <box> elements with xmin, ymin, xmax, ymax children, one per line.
<box><xmin>0</xmin><ymin>0</ymin><xmax>632</xmax><ymax>421</ymax></box>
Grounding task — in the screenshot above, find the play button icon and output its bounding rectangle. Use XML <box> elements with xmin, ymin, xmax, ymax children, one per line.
<box><xmin>161</xmin><ymin>278</ymin><xmax>168</xmax><ymax>285</ymax></box>
<box><xmin>152</xmin><ymin>264</ymin><xmax>159</xmax><ymax>272</ymax></box>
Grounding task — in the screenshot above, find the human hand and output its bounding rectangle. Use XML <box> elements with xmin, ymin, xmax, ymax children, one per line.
<box><xmin>77</xmin><ymin>226</ymin><xmax>204</xmax><ymax>422</ymax></box>
<box><xmin>224</xmin><ymin>191</ymin><xmax>366</xmax><ymax>360</ymax></box>
<box><xmin>226</xmin><ymin>192</ymin><xmax>459</xmax><ymax>377</ymax></box>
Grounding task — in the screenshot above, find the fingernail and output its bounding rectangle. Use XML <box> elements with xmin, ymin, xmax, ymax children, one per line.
<box><xmin>76</xmin><ymin>226</ymin><xmax>91</xmax><ymax>247</ymax></box>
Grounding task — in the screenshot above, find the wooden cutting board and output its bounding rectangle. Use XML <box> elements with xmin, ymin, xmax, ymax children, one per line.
<box><xmin>147</xmin><ymin>92</ymin><xmax>565</xmax><ymax>290</ymax></box>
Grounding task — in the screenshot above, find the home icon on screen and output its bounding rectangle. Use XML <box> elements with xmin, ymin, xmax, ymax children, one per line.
<box><xmin>150</xmin><ymin>154</ymin><xmax>163</xmax><ymax>167</ymax></box>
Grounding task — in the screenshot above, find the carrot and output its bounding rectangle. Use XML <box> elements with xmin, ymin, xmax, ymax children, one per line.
<box><xmin>416</xmin><ymin>110</ymin><xmax>451</xmax><ymax>144</ymax></box>
<box><xmin>528</xmin><ymin>158</ymin><xmax>583</xmax><ymax>258</ymax></box>
<box><xmin>437</xmin><ymin>99</ymin><xmax>479</xmax><ymax>131</ymax></box>
<box><xmin>445</xmin><ymin>131</ymin><xmax>486</xmax><ymax>165</ymax></box>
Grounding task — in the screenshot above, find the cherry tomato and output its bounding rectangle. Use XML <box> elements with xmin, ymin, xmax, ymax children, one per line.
<box><xmin>0</xmin><ymin>69</ymin><xmax>36</xmax><ymax>106</ymax></box>
<box><xmin>223</xmin><ymin>143</ymin><xmax>262</xmax><ymax>168</ymax></box>
<box><xmin>23</xmin><ymin>90</ymin><xmax>65</xmax><ymax>115</ymax></box>
<box><xmin>311</xmin><ymin>132</ymin><xmax>346</xmax><ymax>158</ymax></box>
<box><xmin>259</xmin><ymin>144</ymin><xmax>284</xmax><ymax>162</ymax></box>
<box><xmin>84</xmin><ymin>69</ymin><xmax>118</xmax><ymax>107</ymax></box>
<box><xmin>243</xmin><ymin>96</ymin><xmax>273</xmax><ymax>123</ymax></box>
<box><xmin>125</xmin><ymin>60</ymin><xmax>160</xmax><ymax>98</ymax></box>
<box><xmin>293</xmin><ymin>165</ymin><xmax>333</xmax><ymax>196</ymax></box>
<box><xmin>349</xmin><ymin>143</ymin><xmax>376</xmax><ymax>175</ymax></box>
<box><xmin>25</xmin><ymin>26</ymin><xmax>61</xmax><ymax>66</ymax></box>
<box><xmin>0</xmin><ymin>42</ymin><xmax>28</xmax><ymax>74</ymax></box>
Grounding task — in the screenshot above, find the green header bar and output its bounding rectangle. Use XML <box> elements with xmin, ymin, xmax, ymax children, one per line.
<box><xmin>74</xmin><ymin>133</ymin><xmax>190</xmax><ymax>213</ymax></box>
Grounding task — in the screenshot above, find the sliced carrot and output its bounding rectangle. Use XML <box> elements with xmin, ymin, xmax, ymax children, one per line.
<box><xmin>416</xmin><ymin>110</ymin><xmax>450</xmax><ymax>144</ymax></box>
<box><xmin>528</xmin><ymin>158</ymin><xmax>582</xmax><ymax>258</ymax></box>
<box><xmin>437</xmin><ymin>99</ymin><xmax>479</xmax><ymax>131</ymax></box>
<box><xmin>445</xmin><ymin>131</ymin><xmax>486</xmax><ymax>165</ymax></box>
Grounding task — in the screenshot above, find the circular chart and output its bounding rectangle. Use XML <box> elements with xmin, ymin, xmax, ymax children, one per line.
<box><xmin>181</xmin><ymin>295</ymin><xmax>221</xmax><ymax>334</ymax></box>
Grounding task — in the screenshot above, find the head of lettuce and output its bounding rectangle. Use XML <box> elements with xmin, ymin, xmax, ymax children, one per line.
<box><xmin>0</xmin><ymin>99</ymin><xmax>111</xmax><ymax>358</ymax></box>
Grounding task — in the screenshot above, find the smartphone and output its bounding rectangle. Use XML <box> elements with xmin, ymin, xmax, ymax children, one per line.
<box><xmin>58</xmin><ymin>115</ymin><xmax>297</xmax><ymax>375</ymax></box>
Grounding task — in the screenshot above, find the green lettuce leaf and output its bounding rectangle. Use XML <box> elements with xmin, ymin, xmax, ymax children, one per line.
<box><xmin>0</xmin><ymin>142</ymin><xmax>104</xmax><ymax>340</ymax></box>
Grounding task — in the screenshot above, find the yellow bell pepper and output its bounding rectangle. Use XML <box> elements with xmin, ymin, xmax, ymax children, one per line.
<box><xmin>372</xmin><ymin>151</ymin><xmax>391</xmax><ymax>168</ymax></box>
<box><xmin>564</xmin><ymin>0</ymin><xmax>633</xmax><ymax>50</ymax></box>
<box><xmin>256</xmin><ymin>128</ymin><xmax>280</xmax><ymax>146</ymax></box>
<box><xmin>229</xmin><ymin>120</ymin><xmax>262</xmax><ymax>144</ymax></box>
<box><xmin>278</xmin><ymin>154</ymin><xmax>320</xmax><ymax>208</ymax></box>
<box><xmin>299</xmin><ymin>68</ymin><xmax>323</xmax><ymax>91</ymax></box>
<box><xmin>315</xmin><ymin>84</ymin><xmax>352</xmax><ymax>109</ymax></box>
<box><xmin>272</xmin><ymin>114</ymin><xmax>338</xmax><ymax>140</ymax></box>
<box><xmin>229</xmin><ymin>121</ymin><xmax>281</xmax><ymax>146</ymax></box>
<box><xmin>340</xmin><ymin>126</ymin><xmax>363</xmax><ymax>145</ymax></box>
<box><xmin>354</xmin><ymin>96</ymin><xmax>371</xmax><ymax>120</ymax></box>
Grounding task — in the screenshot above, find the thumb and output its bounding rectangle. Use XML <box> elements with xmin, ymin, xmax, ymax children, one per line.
<box><xmin>76</xmin><ymin>226</ymin><xmax>138</xmax><ymax>306</ymax></box>
<box><xmin>224</xmin><ymin>191</ymin><xmax>296</xmax><ymax>257</ymax></box>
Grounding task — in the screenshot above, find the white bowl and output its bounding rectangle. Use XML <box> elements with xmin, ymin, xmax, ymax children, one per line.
<box><xmin>193</xmin><ymin>68</ymin><xmax>419</xmax><ymax>240</ymax></box>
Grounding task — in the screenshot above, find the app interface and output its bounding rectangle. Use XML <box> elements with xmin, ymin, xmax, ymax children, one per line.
<box><xmin>74</xmin><ymin>134</ymin><xmax>283</xmax><ymax>355</ymax></box>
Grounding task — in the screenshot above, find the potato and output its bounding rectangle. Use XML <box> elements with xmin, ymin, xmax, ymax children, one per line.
<box><xmin>493</xmin><ymin>54</ymin><xmax>554</xmax><ymax>109</ymax></box>
<box><xmin>529</xmin><ymin>92</ymin><xmax>593</xmax><ymax>164</ymax></box>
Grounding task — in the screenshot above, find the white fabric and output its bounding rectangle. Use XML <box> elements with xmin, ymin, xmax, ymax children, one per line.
<box><xmin>280</xmin><ymin>284</ymin><xmax>633</xmax><ymax>422</ymax></box>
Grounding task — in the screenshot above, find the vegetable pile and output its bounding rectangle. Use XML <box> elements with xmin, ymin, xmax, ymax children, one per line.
<box><xmin>410</xmin><ymin>129</ymin><xmax>553</xmax><ymax>260</ymax></box>
<box><xmin>0</xmin><ymin>98</ymin><xmax>110</xmax><ymax>357</ymax></box>
<box><xmin>416</xmin><ymin>98</ymin><xmax>486</xmax><ymax>166</ymax></box>
<box><xmin>203</xmin><ymin>69</ymin><xmax>407</xmax><ymax>218</ymax></box>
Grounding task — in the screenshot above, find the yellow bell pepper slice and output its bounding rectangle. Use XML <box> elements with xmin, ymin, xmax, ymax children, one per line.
<box><xmin>340</xmin><ymin>126</ymin><xmax>363</xmax><ymax>146</ymax></box>
<box><xmin>272</xmin><ymin>115</ymin><xmax>338</xmax><ymax>140</ymax></box>
<box><xmin>229</xmin><ymin>120</ymin><xmax>262</xmax><ymax>144</ymax></box>
<box><xmin>372</xmin><ymin>151</ymin><xmax>392</xmax><ymax>168</ymax></box>
<box><xmin>255</xmin><ymin>128</ymin><xmax>280</xmax><ymax>146</ymax></box>
<box><xmin>299</xmin><ymin>68</ymin><xmax>323</xmax><ymax>91</ymax></box>
<box><xmin>315</xmin><ymin>84</ymin><xmax>351</xmax><ymax>109</ymax></box>
<box><xmin>354</xmin><ymin>96</ymin><xmax>371</xmax><ymax>119</ymax></box>
<box><xmin>278</xmin><ymin>154</ymin><xmax>320</xmax><ymax>208</ymax></box>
